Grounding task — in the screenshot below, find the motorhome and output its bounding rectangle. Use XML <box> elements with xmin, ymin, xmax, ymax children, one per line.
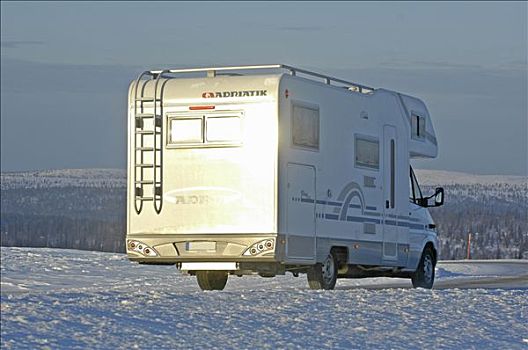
<box><xmin>126</xmin><ymin>64</ymin><xmax>444</xmax><ymax>290</ymax></box>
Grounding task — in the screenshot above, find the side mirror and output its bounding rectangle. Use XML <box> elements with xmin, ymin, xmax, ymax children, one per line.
<box><xmin>434</xmin><ymin>187</ymin><xmax>444</xmax><ymax>207</ymax></box>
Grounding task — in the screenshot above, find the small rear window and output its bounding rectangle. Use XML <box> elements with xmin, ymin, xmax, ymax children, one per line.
<box><xmin>206</xmin><ymin>116</ymin><xmax>242</xmax><ymax>143</ymax></box>
<box><xmin>169</xmin><ymin>118</ymin><xmax>203</xmax><ymax>143</ymax></box>
<box><xmin>167</xmin><ymin>112</ymin><xmax>243</xmax><ymax>148</ymax></box>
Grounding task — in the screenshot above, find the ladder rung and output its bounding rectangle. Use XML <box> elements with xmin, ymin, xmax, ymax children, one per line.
<box><xmin>136</xmin><ymin>147</ymin><xmax>154</xmax><ymax>151</ymax></box>
<box><xmin>135</xmin><ymin>97</ymin><xmax>158</xmax><ymax>102</ymax></box>
<box><xmin>135</xmin><ymin>164</ymin><xmax>161</xmax><ymax>167</ymax></box>
<box><xmin>136</xmin><ymin>113</ymin><xmax>157</xmax><ymax>118</ymax></box>
<box><xmin>136</xmin><ymin>130</ymin><xmax>155</xmax><ymax>134</ymax></box>
<box><xmin>136</xmin><ymin>197</ymin><xmax>154</xmax><ymax>201</ymax></box>
<box><xmin>135</xmin><ymin>180</ymin><xmax>161</xmax><ymax>184</ymax></box>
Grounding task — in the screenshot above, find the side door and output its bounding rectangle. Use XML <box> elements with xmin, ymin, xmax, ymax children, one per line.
<box><xmin>286</xmin><ymin>163</ymin><xmax>316</xmax><ymax>262</ymax></box>
<box><xmin>382</xmin><ymin>125</ymin><xmax>398</xmax><ymax>261</ymax></box>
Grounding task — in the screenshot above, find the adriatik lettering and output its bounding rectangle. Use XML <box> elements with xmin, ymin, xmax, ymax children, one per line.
<box><xmin>202</xmin><ymin>90</ymin><xmax>268</xmax><ymax>98</ymax></box>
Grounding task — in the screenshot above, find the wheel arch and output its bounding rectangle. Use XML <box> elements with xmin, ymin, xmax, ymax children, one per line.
<box><xmin>330</xmin><ymin>246</ymin><xmax>349</xmax><ymax>266</ymax></box>
<box><xmin>423</xmin><ymin>241</ymin><xmax>438</xmax><ymax>265</ymax></box>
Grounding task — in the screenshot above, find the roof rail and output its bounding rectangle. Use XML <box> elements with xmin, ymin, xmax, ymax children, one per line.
<box><xmin>143</xmin><ymin>64</ymin><xmax>375</xmax><ymax>94</ymax></box>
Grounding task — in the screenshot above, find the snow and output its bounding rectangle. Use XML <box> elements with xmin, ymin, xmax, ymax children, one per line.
<box><xmin>1</xmin><ymin>248</ymin><xmax>527</xmax><ymax>349</ymax></box>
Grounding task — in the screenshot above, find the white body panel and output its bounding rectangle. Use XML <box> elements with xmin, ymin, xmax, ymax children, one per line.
<box><xmin>127</xmin><ymin>67</ymin><xmax>439</xmax><ymax>272</ymax></box>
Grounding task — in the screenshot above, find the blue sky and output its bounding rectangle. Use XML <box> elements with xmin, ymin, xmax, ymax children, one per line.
<box><xmin>1</xmin><ymin>2</ymin><xmax>527</xmax><ymax>175</ymax></box>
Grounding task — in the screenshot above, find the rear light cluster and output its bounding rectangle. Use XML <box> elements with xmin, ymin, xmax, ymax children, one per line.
<box><xmin>243</xmin><ymin>239</ymin><xmax>275</xmax><ymax>256</ymax></box>
<box><xmin>127</xmin><ymin>240</ymin><xmax>158</xmax><ymax>257</ymax></box>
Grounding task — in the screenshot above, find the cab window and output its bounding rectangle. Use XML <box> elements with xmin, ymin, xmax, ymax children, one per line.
<box><xmin>409</xmin><ymin>166</ymin><xmax>423</xmax><ymax>204</ymax></box>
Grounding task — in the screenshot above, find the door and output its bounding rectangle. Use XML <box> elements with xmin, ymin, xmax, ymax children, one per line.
<box><xmin>383</xmin><ymin>125</ymin><xmax>398</xmax><ymax>261</ymax></box>
<box><xmin>286</xmin><ymin>163</ymin><xmax>316</xmax><ymax>261</ymax></box>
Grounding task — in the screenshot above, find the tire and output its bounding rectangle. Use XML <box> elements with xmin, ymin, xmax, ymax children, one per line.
<box><xmin>196</xmin><ymin>271</ymin><xmax>228</xmax><ymax>291</ymax></box>
<box><xmin>411</xmin><ymin>247</ymin><xmax>436</xmax><ymax>289</ymax></box>
<box><xmin>307</xmin><ymin>252</ymin><xmax>338</xmax><ymax>290</ymax></box>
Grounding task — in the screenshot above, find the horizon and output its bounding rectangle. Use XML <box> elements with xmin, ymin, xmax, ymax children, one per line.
<box><xmin>1</xmin><ymin>166</ymin><xmax>527</xmax><ymax>179</ymax></box>
<box><xmin>1</xmin><ymin>2</ymin><xmax>527</xmax><ymax>176</ymax></box>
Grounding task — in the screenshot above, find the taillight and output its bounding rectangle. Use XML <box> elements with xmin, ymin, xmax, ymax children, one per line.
<box><xmin>127</xmin><ymin>240</ymin><xmax>158</xmax><ymax>257</ymax></box>
<box><xmin>243</xmin><ymin>239</ymin><xmax>275</xmax><ymax>256</ymax></box>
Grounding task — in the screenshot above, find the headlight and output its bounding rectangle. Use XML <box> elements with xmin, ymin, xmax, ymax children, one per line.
<box><xmin>243</xmin><ymin>239</ymin><xmax>275</xmax><ymax>256</ymax></box>
<box><xmin>127</xmin><ymin>240</ymin><xmax>158</xmax><ymax>257</ymax></box>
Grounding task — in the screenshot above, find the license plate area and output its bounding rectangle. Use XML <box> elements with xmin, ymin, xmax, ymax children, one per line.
<box><xmin>180</xmin><ymin>262</ymin><xmax>238</xmax><ymax>271</ymax></box>
<box><xmin>185</xmin><ymin>241</ymin><xmax>217</xmax><ymax>252</ymax></box>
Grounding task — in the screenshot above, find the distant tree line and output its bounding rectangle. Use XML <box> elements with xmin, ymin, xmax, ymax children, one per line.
<box><xmin>423</xmin><ymin>184</ymin><xmax>527</xmax><ymax>260</ymax></box>
<box><xmin>1</xmin><ymin>181</ymin><xmax>526</xmax><ymax>259</ymax></box>
<box><xmin>1</xmin><ymin>213</ymin><xmax>125</xmax><ymax>253</ymax></box>
<box><xmin>1</xmin><ymin>187</ymin><xmax>126</xmax><ymax>253</ymax></box>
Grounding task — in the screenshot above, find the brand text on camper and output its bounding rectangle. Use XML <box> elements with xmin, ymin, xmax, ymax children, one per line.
<box><xmin>202</xmin><ymin>90</ymin><xmax>268</xmax><ymax>98</ymax></box>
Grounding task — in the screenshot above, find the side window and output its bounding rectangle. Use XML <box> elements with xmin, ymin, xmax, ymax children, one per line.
<box><xmin>292</xmin><ymin>103</ymin><xmax>319</xmax><ymax>150</ymax></box>
<box><xmin>411</xmin><ymin>114</ymin><xmax>426</xmax><ymax>141</ymax></box>
<box><xmin>355</xmin><ymin>136</ymin><xmax>379</xmax><ymax>170</ymax></box>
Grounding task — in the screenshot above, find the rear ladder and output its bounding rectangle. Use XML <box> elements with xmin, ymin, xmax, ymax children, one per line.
<box><xmin>133</xmin><ymin>71</ymin><xmax>165</xmax><ymax>214</ymax></box>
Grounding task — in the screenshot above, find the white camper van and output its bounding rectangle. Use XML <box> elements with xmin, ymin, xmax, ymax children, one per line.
<box><xmin>126</xmin><ymin>64</ymin><xmax>444</xmax><ymax>290</ymax></box>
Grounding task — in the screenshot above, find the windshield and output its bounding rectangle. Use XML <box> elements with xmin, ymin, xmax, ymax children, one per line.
<box><xmin>409</xmin><ymin>166</ymin><xmax>423</xmax><ymax>204</ymax></box>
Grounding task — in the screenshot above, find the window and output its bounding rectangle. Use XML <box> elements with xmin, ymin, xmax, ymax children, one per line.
<box><xmin>390</xmin><ymin>139</ymin><xmax>395</xmax><ymax>208</ymax></box>
<box><xmin>355</xmin><ymin>136</ymin><xmax>379</xmax><ymax>170</ymax></box>
<box><xmin>411</xmin><ymin>114</ymin><xmax>426</xmax><ymax>140</ymax></box>
<box><xmin>206</xmin><ymin>116</ymin><xmax>242</xmax><ymax>143</ymax></box>
<box><xmin>292</xmin><ymin>103</ymin><xmax>319</xmax><ymax>150</ymax></box>
<box><xmin>167</xmin><ymin>113</ymin><xmax>243</xmax><ymax>147</ymax></box>
<box><xmin>409</xmin><ymin>166</ymin><xmax>423</xmax><ymax>204</ymax></box>
<box><xmin>169</xmin><ymin>118</ymin><xmax>203</xmax><ymax>144</ymax></box>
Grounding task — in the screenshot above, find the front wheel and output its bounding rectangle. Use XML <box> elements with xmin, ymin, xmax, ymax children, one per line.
<box><xmin>196</xmin><ymin>271</ymin><xmax>228</xmax><ymax>291</ymax></box>
<box><xmin>307</xmin><ymin>252</ymin><xmax>338</xmax><ymax>290</ymax></box>
<box><xmin>411</xmin><ymin>247</ymin><xmax>435</xmax><ymax>289</ymax></box>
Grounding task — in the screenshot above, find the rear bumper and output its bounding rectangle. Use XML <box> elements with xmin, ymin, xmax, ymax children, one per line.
<box><xmin>126</xmin><ymin>233</ymin><xmax>285</xmax><ymax>264</ymax></box>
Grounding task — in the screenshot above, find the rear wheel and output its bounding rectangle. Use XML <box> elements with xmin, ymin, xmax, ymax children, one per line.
<box><xmin>307</xmin><ymin>252</ymin><xmax>338</xmax><ymax>290</ymax></box>
<box><xmin>411</xmin><ymin>247</ymin><xmax>435</xmax><ymax>289</ymax></box>
<box><xmin>196</xmin><ymin>271</ymin><xmax>228</xmax><ymax>291</ymax></box>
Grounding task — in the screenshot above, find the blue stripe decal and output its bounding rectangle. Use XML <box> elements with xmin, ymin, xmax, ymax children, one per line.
<box><xmin>363</xmin><ymin>217</ymin><xmax>381</xmax><ymax>224</ymax></box>
<box><xmin>346</xmin><ymin>216</ymin><xmax>381</xmax><ymax>224</ymax></box>
<box><xmin>409</xmin><ymin>223</ymin><xmax>425</xmax><ymax>230</ymax></box>
<box><xmin>346</xmin><ymin>216</ymin><xmax>364</xmax><ymax>223</ymax></box>
<box><xmin>301</xmin><ymin>197</ymin><xmax>425</xmax><ymax>230</ymax></box>
<box><xmin>319</xmin><ymin>212</ymin><xmax>423</xmax><ymax>229</ymax></box>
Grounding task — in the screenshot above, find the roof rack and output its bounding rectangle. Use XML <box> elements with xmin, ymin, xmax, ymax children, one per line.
<box><xmin>144</xmin><ymin>64</ymin><xmax>375</xmax><ymax>94</ymax></box>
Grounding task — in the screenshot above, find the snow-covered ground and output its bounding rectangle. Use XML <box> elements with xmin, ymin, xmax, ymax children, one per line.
<box><xmin>1</xmin><ymin>248</ymin><xmax>527</xmax><ymax>349</ymax></box>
